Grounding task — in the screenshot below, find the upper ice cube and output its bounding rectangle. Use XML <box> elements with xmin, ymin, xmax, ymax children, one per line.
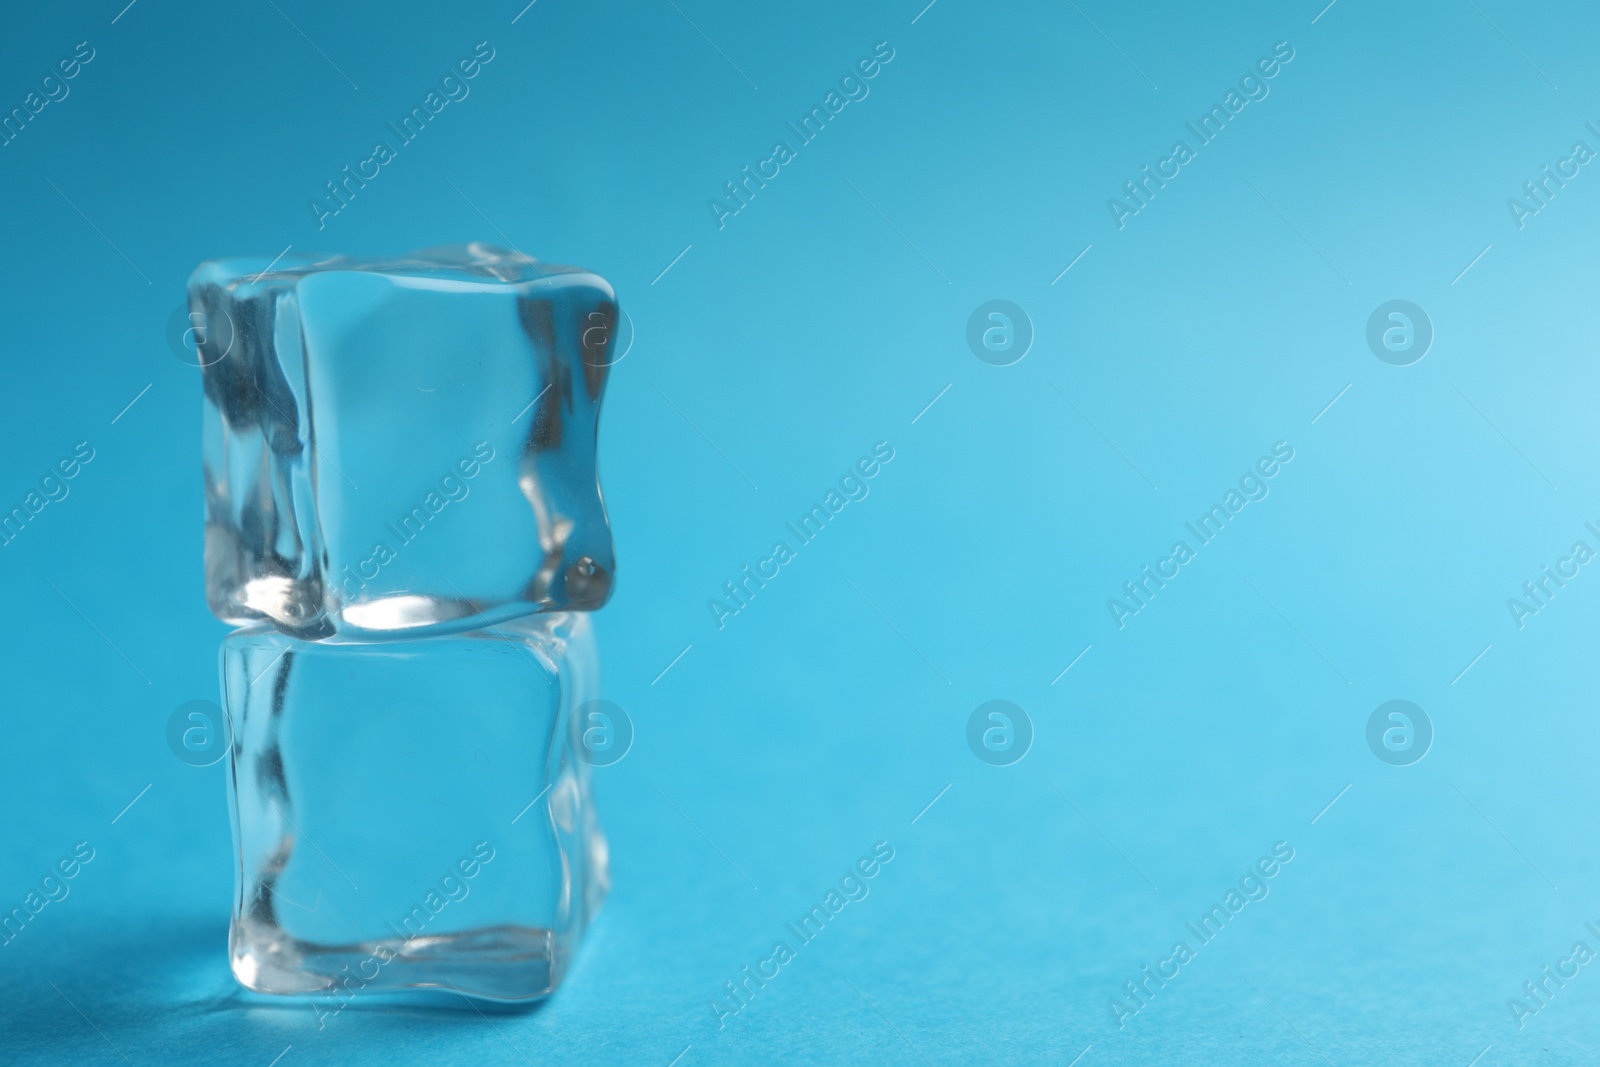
<box><xmin>192</xmin><ymin>243</ymin><xmax>618</xmax><ymax>639</ymax></box>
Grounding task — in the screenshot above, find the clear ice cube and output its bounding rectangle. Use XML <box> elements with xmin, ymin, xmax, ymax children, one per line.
<box><xmin>192</xmin><ymin>243</ymin><xmax>617</xmax><ymax>639</ymax></box>
<box><xmin>220</xmin><ymin>613</ymin><xmax>607</xmax><ymax>1004</ymax></box>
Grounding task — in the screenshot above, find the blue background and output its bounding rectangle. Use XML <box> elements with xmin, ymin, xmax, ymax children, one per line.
<box><xmin>2</xmin><ymin>0</ymin><xmax>1598</xmax><ymax>1063</ymax></box>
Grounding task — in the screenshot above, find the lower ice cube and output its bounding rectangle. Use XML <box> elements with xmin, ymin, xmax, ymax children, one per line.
<box><xmin>219</xmin><ymin>614</ymin><xmax>607</xmax><ymax>1005</ymax></box>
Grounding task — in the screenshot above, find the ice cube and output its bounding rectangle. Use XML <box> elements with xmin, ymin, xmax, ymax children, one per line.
<box><xmin>192</xmin><ymin>243</ymin><xmax>617</xmax><ymax>639</ymax></box>
<box><xmin>220</xmin><ymin>613</ymin><xmax>607</xmax><ymax>1003</ymax></box>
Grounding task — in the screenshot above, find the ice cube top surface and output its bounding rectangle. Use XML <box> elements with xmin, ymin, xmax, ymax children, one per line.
<box><xmin>194</xmin><ymin>243</ymin><xmax>617</xmax><ymax>640</ymax></box>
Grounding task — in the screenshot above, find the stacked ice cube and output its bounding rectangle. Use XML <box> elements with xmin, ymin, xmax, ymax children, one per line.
<box><xmin>193</xmin><ymin>244</ymin><xmax>617</xmax><ymax>1004</ymax></box>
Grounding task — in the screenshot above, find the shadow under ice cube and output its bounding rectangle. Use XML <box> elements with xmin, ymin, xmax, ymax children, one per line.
<box><xmin>193</xmin><ymin>243</ymin><xmax>617</xmax><ymax>639</ymax></box>
<box><xmin>221</xmin><ymin>614</ymin><xmax>607</xmax><ymax>1003</ymax></box>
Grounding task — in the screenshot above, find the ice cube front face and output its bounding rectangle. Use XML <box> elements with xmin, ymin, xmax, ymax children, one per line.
<box><xmin>194</xmin><ymin>243</ymin><xmax>617</xmax><ymax>640</ymax></box>
<box><xmin>221</xmin><ymin>614</ymin><xmax>608</xmax><ymax>1005</ymax></box>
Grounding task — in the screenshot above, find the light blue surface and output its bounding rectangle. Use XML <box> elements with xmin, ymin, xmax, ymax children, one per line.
<box><xmin>2</xmin><ymin>1</ymin><xmax>1599</xmax><ymax>1064</ymax></box>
